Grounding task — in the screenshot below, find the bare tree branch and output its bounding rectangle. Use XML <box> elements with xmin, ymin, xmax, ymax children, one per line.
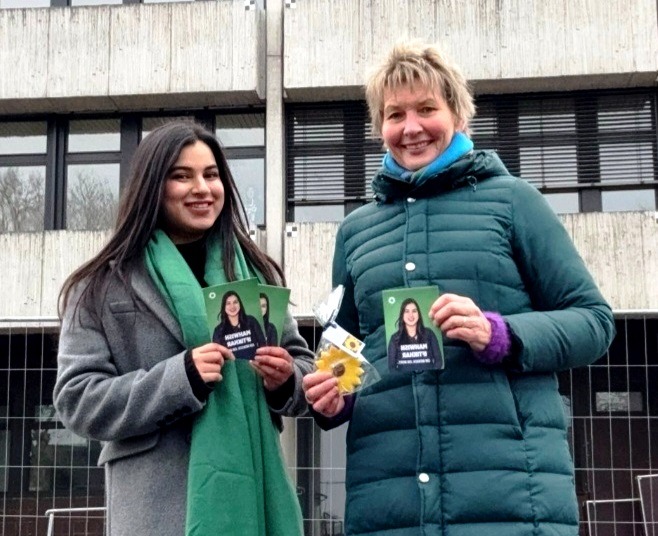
<box><xmin>67</xmin><ymin>169</ymin><xmax>117</xmax><ymax>231</ymax></box>
<box><xmin>0</xmin><ymin>167</ymin><xmax>45</xmax><ymax>232</ymax></box>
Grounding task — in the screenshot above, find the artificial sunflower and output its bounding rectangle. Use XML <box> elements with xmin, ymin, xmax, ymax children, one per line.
<box><xmin>316</xmin><ymin>345</ymin><xmax>365</xmax><ymax>394</ymax></box>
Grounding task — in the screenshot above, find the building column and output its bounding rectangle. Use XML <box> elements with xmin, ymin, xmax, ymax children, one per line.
<box><xmin>265</xmin><ymin>0</ymin><xmax>298</xmax><ymax>473</ymax></box>
<box><xmin>265</xmin><ymin>0</ymin><xmax>285</xmax><ymax>266</ymax></box>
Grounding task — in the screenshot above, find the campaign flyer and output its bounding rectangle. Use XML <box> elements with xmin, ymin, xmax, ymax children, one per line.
<box><xmin>204</xmin><ymin>278</ymin><xmax>265</xmax><ymax>360</ymax></box>
<box><xmin>382</xmin><ymin>286</ymin><xmax>445</xmax><ymax>372</ymax></box>
<box><xmin>257</xmin><ymin>284</ymin><xmax>291</xmax><ymax>346</ymax></box>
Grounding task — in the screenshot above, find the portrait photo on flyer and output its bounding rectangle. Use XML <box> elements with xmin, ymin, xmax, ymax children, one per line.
<box><xmin>383</xmin><ymin>286</ymin><xmax>445</xmax><ymax>373</ymax></box>
<box><xmin>257</xmin><ymin>284</ymin><xmax>291</xmax><ymax>346</ymax></box>
<box><xmin>204</xmin><ymin>278</ymin><xmax>266</xmax><ymax>360</ymax></box>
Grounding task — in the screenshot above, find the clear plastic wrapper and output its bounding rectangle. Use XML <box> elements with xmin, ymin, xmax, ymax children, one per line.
<box><xmin>312</xmin><ymin>286</ymin><xmax>380</xmax><ymax>394</ymax></box>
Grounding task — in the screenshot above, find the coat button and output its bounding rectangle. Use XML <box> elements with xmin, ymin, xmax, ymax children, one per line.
<box><xmin>418</xmin><ymin>473</ymin><xmax>430</xmax><ymax>483</ymax></box>
<box><xmin>407</xmin><ymin>197</ymin><xmax>416</xmax><ymax>203</ymax></box>
<box><xmin>405</xmin><ymin>262</ymin><xmax>416</xmax><ymax>271</ymax></box>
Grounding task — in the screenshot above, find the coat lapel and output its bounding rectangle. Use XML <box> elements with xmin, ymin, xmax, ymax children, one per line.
<box><xmin>130</xmin><ymin>259</ymin><xmax>186</xmax><ymax>346</ymax></box>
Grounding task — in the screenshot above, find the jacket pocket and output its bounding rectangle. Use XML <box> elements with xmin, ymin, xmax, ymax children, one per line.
<box><xmin>97</xmin><ymin>431</ymin><xmax>160</xmax><ymax>466</ymax></box>
<box><xmin>490</xmin><ymin>368</ymin><xmax>523</xmax><ymax>431</ymax></box>
<box><xmin>108</xmin><ymin>300</ymin><xmax>137</xmax><ymax>314</ymax></box>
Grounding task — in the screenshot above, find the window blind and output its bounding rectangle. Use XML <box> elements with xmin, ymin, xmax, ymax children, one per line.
<box><xmin>286</xmin><ymin>89</ymin><xmax>657</xmax><ymax>213</ymax></box>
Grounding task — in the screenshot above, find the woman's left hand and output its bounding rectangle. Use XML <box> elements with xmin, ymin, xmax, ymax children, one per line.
<box><xmin>429</xmin><ymin>293</ymin><xmax>491</xmax><ymax>352</ymax></box>
<box><xmin>251</xmin><ymin>347</ymin><xmax>295</xmax><ymax>391</ymax></box>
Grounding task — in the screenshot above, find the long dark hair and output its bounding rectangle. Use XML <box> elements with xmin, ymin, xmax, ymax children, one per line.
<box><xmin>395</xmin><ymin>298</ymin><xmax>427</xmax><ymax>341</ymax></box>
<box><xmin>218</xmin><ymin>291</ymin><xmax>247</xmax><ymax>328</ymax></box>
<box><xmin>59</xmin><ymin>121</ymin><xmax>284</xmax><ymax>317</ymax></box>
<box><xmin>260</xmin><ymin>292</ymin><xmax>270</xmax><ymax>325</ymax></box>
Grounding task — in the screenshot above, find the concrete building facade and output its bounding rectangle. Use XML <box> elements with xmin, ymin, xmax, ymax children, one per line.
<box><xmin>0</xmin><ymin>1</ymin><xmax>657</xmax><ymax>534</ymax></box>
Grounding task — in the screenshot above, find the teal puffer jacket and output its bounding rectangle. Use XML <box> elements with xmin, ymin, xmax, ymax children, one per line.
<box><xmin>333</xmin><ymin>150</ymin><xmax>615</xmax><ymax>536</ymax></box>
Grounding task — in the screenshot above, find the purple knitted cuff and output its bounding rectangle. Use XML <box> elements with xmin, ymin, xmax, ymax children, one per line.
<box><xmin>474</xmin><ymin>312</ymin><xmax>511</xmax><ymax>364</ymax></box>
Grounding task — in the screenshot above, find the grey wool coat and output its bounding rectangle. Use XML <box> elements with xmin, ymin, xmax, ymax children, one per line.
<box><xmin>54</xmin><ymin>256</ymin><xmax>314</xmax><ymax>536</ymax></box>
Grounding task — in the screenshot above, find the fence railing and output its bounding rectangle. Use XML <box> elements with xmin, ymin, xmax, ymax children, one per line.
<box><xmin>44</xmin><ymin>507</ymin><xmax>106</xmax><ymax>536</ymax></box>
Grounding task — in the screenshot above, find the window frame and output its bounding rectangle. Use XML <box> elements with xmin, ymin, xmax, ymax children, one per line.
<box><xmin>285</xmin><ymin>88</ymin><xmax>658</xmax><ymax>220</ymax></box>
<box><xmin>0</xmin><ymin>108</ymin><xmax>265</xmax><ymax>232</ymax></box>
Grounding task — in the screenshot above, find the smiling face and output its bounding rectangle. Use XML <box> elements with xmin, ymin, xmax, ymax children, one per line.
<box><xmin>161</xmin><ymin>141</ymin><xmax>224</xmax><ymax>244</ymax></box>
<box><xmin>225</xmin><ymin>294</ymin><xmax>241</xmax><ymax>319</ymax></box>
<box><xmin>381</xmin><ymin>85</ymin><xmax>461</xmax><ymax>171</ymax></box>
<box><xmin>403</xmin><ymin>303</ymin><xmax>419</xmax><ymax>328</ymax></box>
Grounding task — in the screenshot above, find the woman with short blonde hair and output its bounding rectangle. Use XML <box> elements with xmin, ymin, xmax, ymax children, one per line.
<box><xmin>304</xmin><ymin>40</ymin><xmax>614</xmax><ymax>536</ymax></box>
<box><xmin>365</xmin><ymin>40</ymin><xmax>476</xmax><ymax>137</ymax></box>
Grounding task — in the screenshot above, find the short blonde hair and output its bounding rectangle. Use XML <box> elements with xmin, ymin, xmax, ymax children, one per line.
<box><xmin>365</xmin><ymin>40</ymin><xmax>476</xmax><ymax>137</ymax></box>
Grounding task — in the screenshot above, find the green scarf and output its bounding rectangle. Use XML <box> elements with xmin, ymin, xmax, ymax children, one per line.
<box><xmin>144</xmin><ymin>229</ymin><xmax>303</xmax><ymax>536</ymax></box>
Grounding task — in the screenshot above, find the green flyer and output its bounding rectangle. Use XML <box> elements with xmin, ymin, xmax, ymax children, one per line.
<box><xmin>257</xmin><ymin>284</ymin><xmax>291</xmax><ymax>346</ymax></box>
<box><xmin>203</xmin><ymin>278</ymin><xmax>265</xmax><ymax>360</ymax></box>
<box><xmin>382</xmin><ymin>286</ymin><xmax>445</xmax><ymax>372</ymax></box>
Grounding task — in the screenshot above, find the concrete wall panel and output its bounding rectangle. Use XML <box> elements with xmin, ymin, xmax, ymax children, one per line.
<box><xmin>283</xmin><ymin>212</ymin><xmax>658</xmax><ymax>318</ymax></box>
<box><xmin>109</xmin><ymin>5</ymin><xmax>171</xmax><ymax>98</ymax></box>
<box><xmin>284</xmin><ymin>0</ymin><xmax>658</xmax><ymax>99</ymax></box>
<box><xmin>39</xmin><ymin>230</ymin><xmax>111</xmax><ymax>316</ymax></box>
<box><xmin>0</xmin><ymin>9</ymin><xmax>49</xmax><ymax>103</ymax></box>
<box><xmin>47</xmin><ymin>7</ymin><xmax>111</xmax><ymax>99</ymax></box>
<box><xmin>0</xmin><ymin>2</ymin><xmax>264</xmax><ymax>114</ymax></box>
<box><xmin>2</xmin><ymin>211</ymin><xmax>657</xmax><ymax>319</ymax></box>
<box><xmin>1</xmin><ymin>232</ymin><xmax>44</xmax><ymax>318</ymax></box>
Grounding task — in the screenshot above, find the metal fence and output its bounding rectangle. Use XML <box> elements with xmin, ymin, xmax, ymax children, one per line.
<box><xmin>1</xmin><ymin>314</ymin><xmax>657</xmax><ymax>536</ymax></box>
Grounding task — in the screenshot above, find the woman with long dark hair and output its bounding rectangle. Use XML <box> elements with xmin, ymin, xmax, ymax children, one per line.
<box><xmin>54</xmin><ymin>121</ymin><xmax>312</xmax><ymax>536</ymax></box>
<box><xmin>212</xmin><ymin>290</ymin><xmax>266</xmax><ymax>359</ymax></box>
<box><xmin>387</xmin><ymin>298</ymin><xmax>442</xmax><ymax>371</ymax></box>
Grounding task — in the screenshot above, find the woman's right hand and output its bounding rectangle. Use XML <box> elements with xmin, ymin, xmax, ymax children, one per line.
<box><xmin>191</xmin><ymin>343</ymin><xmax>234</xmax><ymax>383</ymax></box>
<box><xmin>302</xmin><ymin>371</ymin><xmax>345</xmax><ymax>417</ymax></box>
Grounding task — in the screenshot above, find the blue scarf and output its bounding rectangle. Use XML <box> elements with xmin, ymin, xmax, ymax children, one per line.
<box><xmin>382</xmin><ymin>131</ymin><xmax>474</xmax><ymax>188</ymax></box>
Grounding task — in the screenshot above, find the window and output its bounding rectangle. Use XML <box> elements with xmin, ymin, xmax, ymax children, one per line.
<box><xmin>66</xmin><ymin>120</ymin><xmax>121</xmax><ymax>231</ymax></box>
<box><xmin>286</xmin><ymin>89</ymin><xmax>658</xmax><ymax>220</ymax></box>
<box><xmin>543</xmin><ymin>192</ymin><xmax>579</xmax><ymax>214</ymax></box>
<box><xmin>601</xmin><ymin>188</ymin><xmax>656</xmax><ymax>212</ymax></box>
<box><xmin>66</xmin><ymin>164</ymin><xmax>120</xmax><ymax>230</ymax></box>
<box><xmin>142</xmin><ymin>0</ymin><xmax>194</xmax><ymax>4</ymax></box>
<box><xmin>142</xmin><ymin>116</ymin><xmax>194</xmax><ymax>139</ymax></box>
<box><xmin>227</xmin><ymin>158</ymin><xmax>264</xmax><ymax>227</ymax></box>
<box><xmin>1</xmin><ymin>0</ymin><xmax>216</xmax><ymax>7</ymax></box>
<box><xmin>0</xmin><ymin>122</ymin><xmax>47</xmax><ymax>155</ymax></box>
<box><xmin>0</xmin><ymin>111</ymin><xmax>264</xmax><ymax>233</ymax></box>
<box><xmin>474</xmin><ymin>90</ymin><xmax>658</xmax><ymax>213</ymax></box>
<box><xmin>217</xmin><ymin>113</ymin><xmax>265</xmax><ymax>227</ymax></box>
<box><xmin>68</xmin><ymin>119</ymin><xmax>121</xmax><ymax>153</ymax></box>
<box><xmin>0</xmin><ymin>166</ymin><xmax>46</xmax><ymax>232</ymax></box>
<box><xmin>0</xmin><ymin>0</ymin><xmax>50</xmax><ymax>7</ymax></box>
<box><xmin>286</xmin><ymin>103</ymin><xmax>379</xmax><ymax>222</ymax></box>
<box><xmin>0</xmin><ymin>121</ymin><xmax>47</xmax><ymax>232</ymax></box>
<box><xmin>69</xmin><ymin>0</ymin><xmax>122</xmax><ymax>5</ymax></box>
